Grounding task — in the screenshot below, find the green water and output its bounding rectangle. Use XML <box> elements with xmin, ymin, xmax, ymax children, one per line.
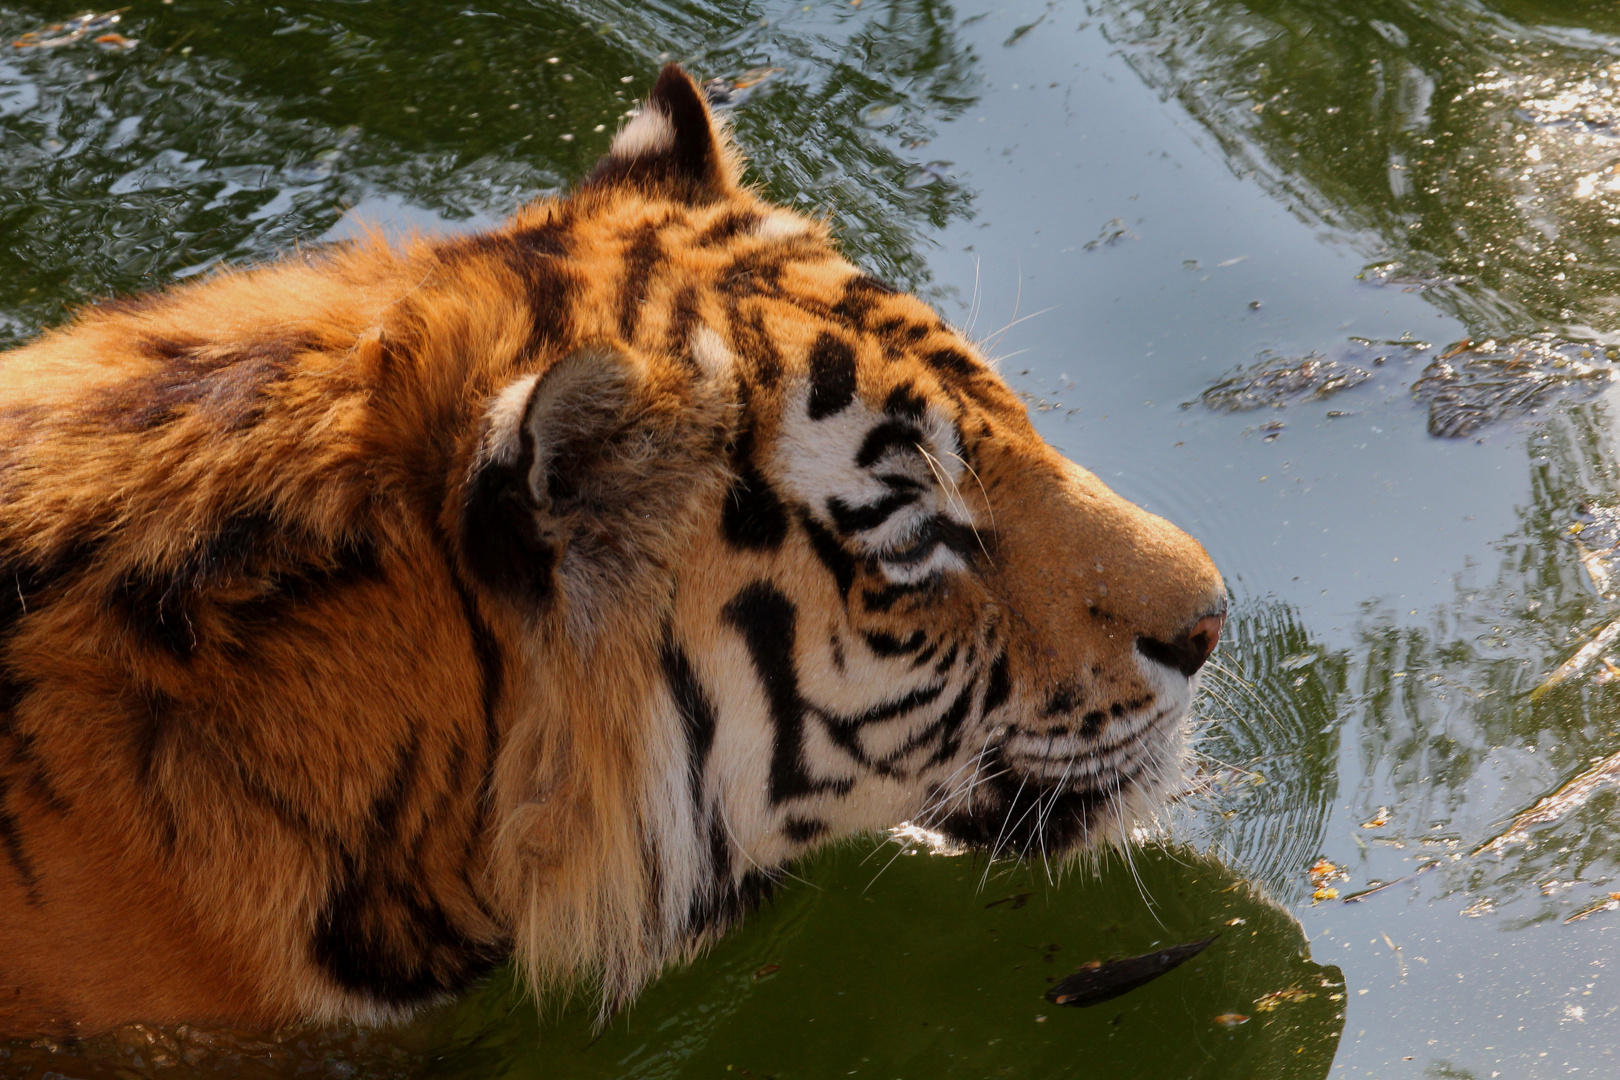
<box><xmin>7</xmin><ymin>0</ymin><xmax>1620</xmax><ymax>1076</ymax></box>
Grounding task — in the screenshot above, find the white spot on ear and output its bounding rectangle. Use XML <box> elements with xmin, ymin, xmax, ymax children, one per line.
<box><xmin>753</xmin><ymin>210</ymin><xmax>811</xmax><ymax>242</ymax></box>
<box><xmin>481</xmin><ymin>374</ymin><xmax>541</xmax><ymax>466</ymax></box>
<box><xmin>610</xmin><ymin>107</ymin><xmax>675</xmax><ymax>158</ymax></box>
<box><xmin>690</xmin><ymin>324</ymin><xmax>736</xmax><ymax>380</ymax></box>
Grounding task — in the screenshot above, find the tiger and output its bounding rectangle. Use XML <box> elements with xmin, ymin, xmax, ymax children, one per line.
<box><xmin>0</xmin><ymin>65</ymin><xmax>1225</xmax><ymax>1036</ymax></box>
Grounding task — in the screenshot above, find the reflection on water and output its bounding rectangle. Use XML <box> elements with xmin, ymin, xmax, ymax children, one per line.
<box><xmin>6</xmin><ymin>846</ymin><xmax>1346</xmax><ymax>1079</ymax></box>
<box><xmin>0</xmin><ymin>0</ymin><xmax>977</xmax><ymax>345</ymax></box>
<box><xmin>1184</xmin><ymin>601</ymin><xmax>1346</xmax><ymax>903</ymax></box>
<box><xmin>1336</xmin><ymin>401</ymin><xmax>1620</xmax><ymax>923</ymax></box>
<box><xmin>1094</xmin><ymin>0</ymin><xmax>1620</xmax><ymax>340</ymax></box>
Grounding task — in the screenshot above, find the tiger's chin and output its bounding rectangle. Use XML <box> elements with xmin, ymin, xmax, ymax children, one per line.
<box><xmin>925</xmin><ymin>717</ymin><xmax>1191</xmax><ymax>861</ymax></box>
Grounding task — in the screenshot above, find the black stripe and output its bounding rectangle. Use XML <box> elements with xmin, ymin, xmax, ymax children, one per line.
<box><xmin>310</xmin><ymin>729</ymin><xmax>505</xmax><ymax>1007</ymax></box>
<box><xmin>731</xmin><ymin>307</ymin><xmax>783</xmax><ymax>388</ymax></box>
<box><xmin>444</xmin><ymin>568</ymin><xmax>504</xmax><ymax>806</ymax></box>
<box><xmin>618</xmin><ymin>223</ymin><xmax>664</xmax><ymax>341</ymax></box>
<box><xmin>983</xmin><ymin>651</ymin><xmax>1012</xmax><ymax>716</ymax></box>
<box><xmin>922</xmin><ymin>676</ymin><xmax>979</xmax><ymax>767</ymax></box>
<box><xmin>722</xmin><ymin>413</ymin><xmax>789</xmax><ymax>552</ymax></box>
<box><xmin>863</xmin><ymin>630</ymin><xmax>927</xmax><ymax>657</ymax></box>
<box><xmin>801</xmin><ymin>514</ymin><xmax>856</xmax><ymax>599</ymax></box>
<box><xmin>806</xmin><ymin>333</ymin><xmax>858</xmax><ymax>420</ymax></box>
<box><xmin>828</xmin><ymin>491</ymin><xmax>918</xmax><ymax>535</ymax></box>
<box><xmin>697</xmin><ymin>210</ymin><xmax>761</xmax><ymax>245</ymax></box>
<box><xmin>721</xmin><ymin>582</ymin><xmax>848</xmax><ymax>805</ymax></box>
<box><xmin>830</xmin><ymin>274</ymin><xmax>896</xmax><ymax>328</ymax></box>
<box><xmin>856</xmin><ymin>419</ymin><xmax>924</xmax><ymax>469</ymax></box>
<box><xmin>829</xmin><ymin>680</ymin><xmax>947</xmax><ymax>729</ymax></box>
<box><xmin>884</xmin><ymin>383</ymin><xmax>928</xmax><ymax>420</ymax></box>
<box><xmin>863</xmin><ymin>576</ymin><xmax>939</xmax><ymax>614</ymax></box>
<box><xmin>668</xmin><ymin>286</ymin><xmax>700</xmax><ymax>363</ymax></box>
<box><xmin>662</xmin><ymin>640</ymin><xmax>717</xmax><ymax>812</ymax></box>
<box><xmin>0</xmin><ymin>775</ymin><xmax>39</xmax><ymax>904</ymax></box>
<box><xmin>782</xmin><ymin>816</ymin><xmax>828</xmax><ymax>843</ymax></box>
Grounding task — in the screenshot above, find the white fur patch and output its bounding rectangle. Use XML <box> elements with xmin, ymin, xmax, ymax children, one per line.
<box><xmin>610</xmin><ymin>107</ymin><xmax>675</xmax><ymax>158</ymax></box>
<box><xmin>753</xmin><ymin>210</ymin><xmax>812</xmax><ymax>242</ymax></box>
<box><xmin>771</xmin><ymin>386</ymin><xmax>976</xmax><ymax>569</ymax></box>
<box><xmin>689</xmin><ymin>324</ymin><xmax>736</xmax><ymax>380</ymax></box>
<box><xmin>482</xmin><ymin>374</ymin><xmax>541</xmax><ymax>466</ymax></box>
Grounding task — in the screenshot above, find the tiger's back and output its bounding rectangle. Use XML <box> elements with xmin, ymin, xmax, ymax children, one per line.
<box><xmin>0</xmin><ymin>66</ymin><xmax>1226</xmax><ymax>1035</ymax></box>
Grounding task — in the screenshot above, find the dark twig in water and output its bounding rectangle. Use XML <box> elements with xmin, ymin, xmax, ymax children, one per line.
<box><xmin>1045</xmin><ymin>935</ymin><xmax>1218</xmax><ymax>1007</ymax></box>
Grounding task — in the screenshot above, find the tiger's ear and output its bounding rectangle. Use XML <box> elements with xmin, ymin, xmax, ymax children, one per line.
<box><xmin>583</xmin><ymin>63</ymin><xmax>740</xmax><ymax>203</ymax></box>
<box><xmin>459</xmin><ymin>346</ymin><xmax>731</xmax><ymax>629</ymax></box>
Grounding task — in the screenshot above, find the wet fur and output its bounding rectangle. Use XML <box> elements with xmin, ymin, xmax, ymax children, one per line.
<box><xmin>0</xmin><ymin>67</ymin><xmax>1224</xmax><ymax>1035</ymax></box>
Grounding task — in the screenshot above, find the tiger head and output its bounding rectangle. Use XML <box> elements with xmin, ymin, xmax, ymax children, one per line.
<box><xmin>456</xmin><ymin>67</ymin><xmax>1225</xmax><ymax>1004</ymax></box>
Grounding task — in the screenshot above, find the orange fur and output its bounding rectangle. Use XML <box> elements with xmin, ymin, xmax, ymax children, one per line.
<box><xmin>0</xmin><ymin>66</ymin><xmax>1223</xmax><ymax>1035</ymax></box>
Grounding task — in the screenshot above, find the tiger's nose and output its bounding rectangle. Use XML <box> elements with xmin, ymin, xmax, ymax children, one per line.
<box><xmin>1137</xmin><ymin>610</ymin><xmax>1225</xmax><ymax>677</ymax></box>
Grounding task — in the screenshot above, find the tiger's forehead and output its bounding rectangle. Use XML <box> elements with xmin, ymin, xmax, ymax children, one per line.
<box><xmin>555</xmin><ymin>190</ymin><xmax>1027</xmax><ymax>438</ymax></box>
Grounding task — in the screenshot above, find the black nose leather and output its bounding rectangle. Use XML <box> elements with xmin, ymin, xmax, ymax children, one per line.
<box><xmin>1137</xmin><ymin>612</ymin><xmax>1224</xmax><ymax>677</ymax></box>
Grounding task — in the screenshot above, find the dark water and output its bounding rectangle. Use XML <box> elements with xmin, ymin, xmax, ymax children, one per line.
<box><xmin>7</xmin><ymin>0</ymin><xmax>1620</xmax><ymax>1076</ymax></box>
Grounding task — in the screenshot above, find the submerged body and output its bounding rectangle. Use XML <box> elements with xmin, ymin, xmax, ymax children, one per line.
<box><xmin>0</xmin><ymin>67</ymin><xmax>1224</xmax><ymax>1035</ymax></box>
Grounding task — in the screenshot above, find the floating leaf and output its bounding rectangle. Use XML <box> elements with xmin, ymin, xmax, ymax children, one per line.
<box><xmin>1361</xmin><ymin>807</ymin><xmax>1390</xmax><ymax>829</ymax></box>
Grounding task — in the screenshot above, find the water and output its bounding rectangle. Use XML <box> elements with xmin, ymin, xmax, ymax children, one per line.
<box><xmin>6</xmin><ymin>0</ymin><xmax>1620</xmax><ymax>1075</ymax></box>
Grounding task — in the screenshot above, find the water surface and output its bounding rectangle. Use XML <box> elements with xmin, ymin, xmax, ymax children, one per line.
<box><xmin>6</xmin><ymin>0</ymin><xmax>1620</xmax><ymax>1076</ymax></box>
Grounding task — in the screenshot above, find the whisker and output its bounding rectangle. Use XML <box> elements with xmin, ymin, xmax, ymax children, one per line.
<box><xmin>863</xmin><ymin>836</ymin><xmax>918</xmax><ymax>894</ymax></box>
<box><xmin>980</xmin><ymin>772</ymin><xmax>1029</xmax><ymax>891</ymax></box>
<box><xmin>983</xmin><ymin>304</ymin><xmax>1059</xmax><ymax>356</ymax></box>
<box><xmin>977</xmin><ymin>262</ymin><xmax>1024</xmax><ymax>356</ymax></box>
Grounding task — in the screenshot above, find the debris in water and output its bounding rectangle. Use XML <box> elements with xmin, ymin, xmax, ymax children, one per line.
<box><xmin>1473</xmin><ymin>748</ymin><xmax>1620</xmax><ymax>853</ymax></box>
<box><xmin>1357</xmin><ymin>261</ymin><xmax>1474</xmax><ymax>292</ymax></box>
<box><xmin>1361</xmin><ymin>807</ymin><xmax>1391</xmax><ymax>829</ymax></box>
<box><xmin>1564</xmin><ymin>893</ymin><xmax>1620</xmax><ymax>923</ymax></box>
<box><xmin>1045</xmin><ymin>936</ymin><xmax>1217</xmax><ymax>1007</ymax></box>
<box><xmin>1194</xmin><ymin>350</ymin><xmax>1373</xmax><ymax>412</ymax></box>
<box><xmin>1529</xmin><ymin>621</ymin><xmax>1620</xmax><ymax>701</ymax></box>
<box><xmin>12</xmin><ymin>10</ymin><xmax>133</xmax><ymax>49</ymax></box>
<box><xmin>1213</xmin><ymin>1013</ymin><xmax>1250</xmax><ymax>1027</ymax></box>
<box><xmin>985</xmin><ymin>892</ymin><xmax>1031</xmax><ymax>910</ymax></box>
<box><xmin>1460</xmin><ymin>897</ymin><xmax>1496</xmax><ymax>917</ymax></box>
<box><xmin>701</xmin><ymin>67</ymin><xmax>783</xmax><ymax>109</ymax></box>
<box><xmin>1253</xmin><ymin>985</ymin><xmax>1312</xmax><ymax>1012</ymax></box>
<box><xmin>1565</xmin><ymin>503</ymin><xmax>1620</xmax><ymax>598</ymax></box>
<box><xmin>1311</xmin><ymin>887</ymin><xmax>1339</xmax><ymax>904</ymax></box>
<box><xmin>1411</xmin><ymin>336</ymin><xmax>1615</xmax><ymax>437</ymax></box>
<box><xmin>1083</xmin><ymin>218</ymin><xmax>1136</xmax><ymax>250</ymax></box>
<box><xmin>1307</xmin><ymin>858</ymin><xmax>1348</xmax><ymax>888</ymax></box>
<box><xmin>1342</xmin><ymin>879</ymin><xmax>1402</xmax><ymax>903</ymax></box>
<box><xmin>1004</xmin><ymin>13</ymin><xmax>1046</xmax><ymax>47</ymax></box>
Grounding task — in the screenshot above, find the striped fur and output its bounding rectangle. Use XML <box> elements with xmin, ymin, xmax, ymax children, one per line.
<box><xmin>0</xmin><ymin>66</ymin><xmax>1224</xmax><ymax>1035</ymax></box>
